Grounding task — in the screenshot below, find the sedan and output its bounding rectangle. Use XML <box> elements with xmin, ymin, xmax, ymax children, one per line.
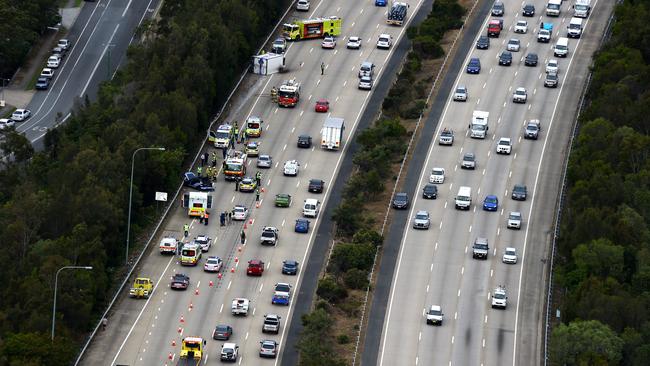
<box><xmin>297</xmin><ymin>135</ymin><xmax>312</xmax><ymax>148</ymax></box>
<box><xmin>183</xmin><ymin>172</ymin><xmax>214</xmax><ymax>191</ymax></box>
<box><xmin>412</xmin><ymin>210</ymin><xmax>431</xmax><ymax>230</ymax></box>
<box><xmin>272</xmin><ymin>38</ymin><xmax>286</xmax><ymax>53</ymax></box>
<box><xmin>544</xmin><ymin>72</ymin><xmax>559</xmax><ymax>88</ymax></box>
<box><xmin>295</xmin><ymin>219</ymin><xmax>310</xmax><ymax>233</ymax></box>
<box><xmin>461</xmin><ymin>153</ymin><xmax>476</xmax><ymax>169</ymax></box>
<box><xmin>347</xmin><ymin>36</ymin><xmax>361</xmax><ymax>49</ymax></box>
<box><xmin>257</xmin><ymin>154</ymin><xmax>272</xmax><ymax>168</ymax></box>
<box><xmin>40</xmin><ymin>68</ymin><xmax>54</xmax><ymax>79</ymax></box>
<box><xmin>525</xmin><ymin>53</ymin><xmax>538</xmax><ymax>66</ymax></box>
<box><xmin>11</xmin><ymin>109</ymin><xmax>31</xmax><ymax>121</ymax></box>
<box><xmin>392</xmin><ymin>192</ymin><xmax>409</xmax><ymax>209</ymax></box>
<box><xmin>282</xmin><ymin>260</ymin><xmax>299</xmax><ymax>275</ymax></box>
<box><xmin>466</xmin><ymin>57</ymin><xmax>481</xmax><ymax>73</ymax></box>
<box><xmin>260</xmin><ymin>340</ymin><xmax>279</xmax><ymax>358</ymax></box>
<box><xmin>476</xmin><ymin>35</ymin><xmax>490</xmax><ymax>49</ymax></box>
<box><xmin>315</xmin><ymin>99</ymin><xmax>329</xmax><ymax>112</ymax></box>
<box><xmin>358</xmin><ymin>76</ymin><xmax>373</xmax><ymax>90</ymax></box>
<box><xmin>0</xmin><ymin>118</ymin><xmax>16</xmax><ymax>129</ymax></box>
<box><xmin>522</xmin><ymin>4</ymin><xmax>535</xmax><ymax>16</ymax></box>
<box><xmin>482</xmin><ymin>195</ymin><xmax>499</xmax><ymax>211</ymax></box>
<box><xmin>502</xmin><ymin>247</ymin><xmax>518</xmax><ymax>264</ymax></box>
<box><xmin>274</xmin><ymin>193</ymin><xmax>292</xmax><ymax>207</ymax></box>
<box><xmin>170</xmin><ymin>273</ymin><xmax>190</xmax><ymax>289</ymax></box>
<box><xmin>514</xmin><ymin>20</ymin><xmax>528</xmax><ymax>33</ymax></box>
<box><xmin>453</xmin><ymin>85</ymin><xmax>468</xmax><ymax>101</ymax></box>
<box><xmin>245</xmin><ymin>142</ymin><xmax>259</xmax><ymax>156</ymax></box>
<box><xmin>232</xmin><ymin>205</ymin><xmax>249</xmax><ymax>220</ymax></box>
<box><xmin>308</xmin><ymin>179</ymin><xmax>324</xmax><ymax>193</ymax></box>
<box><xmin>512</xmin><ymin>184</ymin><xmax>528</xmax><ymax>200</ymax></box>
<box><xmin>213</xmin><ymin>325</ymin><xmax>233</xmax><ymax>340</ymax></box>
<box><xmin>239</xmin><ymin>177</ymin><xmax>257</xmax><ymax>192</ymax></box>
<box><xmin>507</xmin><ymin>39</ymin><xmax>521</xmax><ymax>52</ymax></box>
<box><xmin>204</xmin><ymin>256</ymin><xmax>223</xmax><ymax>272</ymax></box>
<box><xmin>35</xmin><ymin>77</ymin><xmax>50</xmax><ymax>90</ymax></box>
<box><xmin>498</xmin><ymin>51</ymin><xmax>512</xmax><ymax>66</ymax></box>
<box><xmin>507</xmin><ymin>211</ymin><xmax>522</xmax><ymax>229</ymax></box>
<box><xmin>422</xmin><ymin>184</ymin><xmax>438</xmax><ymax>199</ymax></box>
<box><xmin>321</xmin><ymin>36</ymin><xmax>336</xmax><ymax>49</ymax></box>
<box><xmin>47</xmin><ymin>55</ymin><xmax>61</xmax><ymax>68</ymax></box>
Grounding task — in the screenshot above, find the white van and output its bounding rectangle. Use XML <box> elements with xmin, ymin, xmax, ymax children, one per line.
<box><xmin>567</xmin><ymin>17</ymin><xmax>583</xmax><ymax>38</ymax></box>
<box><xmin>455</xmin><ymin>186</ymin><xmax>472</xmax><ymax>210</ymax></box>
<box><xmin>303</xmin><ymin>198</ymin><xmax>320</xmax><ymax>218</ymax></box>
<box><xmin>546</xmin><ymin>0</ymin><xmax>561</xmax><ymax>16</ymax></box>
<box><xmin>554</xmin><ymin>37</ymin><xmax>569</xmax><ymax>57</ymax></box>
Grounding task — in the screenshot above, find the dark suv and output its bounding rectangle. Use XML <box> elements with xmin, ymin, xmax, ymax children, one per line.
<box><xmin>308</xmin><ymin>179</ymin><xmax>324</xmax><ymax>193</ymax></box>
<box><xmin>392</xmin><ymin>192</ymin><xmax>409</xmax><ymax>209</ymax></box>
<box><xmin>512</xmin><ymin>184</ymin><xmax>528</xmax><ymax>200</ymax></box>
<box><xmin>499</xmin><ymin>51</ymin><xmax>513</xmax><ymax>66</ymax></box>
<box><xmin>297</xmin><ymin>135</ymin><xmax>312</xmax><ymax>148</ymax></box>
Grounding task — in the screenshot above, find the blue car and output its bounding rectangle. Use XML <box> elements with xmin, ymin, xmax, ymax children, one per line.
<box><xmin>183</xmin><ymin>172</ymin><xmax>214</xmax><ymax>191</ymax></box>
<box><xmin>282</xmin><ymin>260</ymin><xmax>299</xmax><ymax>275</ymax></box>
<box><xmin>295</xmin><ymin>219</ymin><xmax>310</xmax><ymax>233</ymax></box>
<box><xmin>466</xmin><ymin>58</ymin><xmax>481</xmax><ymax>74</ymax></box>
<box><xmin>375</xmin><ymin>0</ymin><xmax>387</xmax><ymax>6</ymax></box>
<box><xmin>483</xmin><ymin>195</ymin><xmax>499</xmax><ymax>211</ymax></box>
<box><xmin>272</xmin><ymin>283</ymin><xmax>292</xmax><ymax>306</ymax></box>
<box><xmin>35</xmin><ymin>77</ymin><xmax>50</xmax><ymax>90</ymax></box>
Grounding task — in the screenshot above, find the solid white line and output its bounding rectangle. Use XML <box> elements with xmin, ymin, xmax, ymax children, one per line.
<box><xmin>80</xmin><ymin>24</ymin><xmax>121</xmax><ymax>97</ymax></box>
<box><xmin>122</xmin><ymin>0</ymin><xmax>133</xmax><ymax>17</ymax></box>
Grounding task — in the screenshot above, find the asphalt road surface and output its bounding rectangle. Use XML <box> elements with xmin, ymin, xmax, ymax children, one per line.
<box><xmin>79</xmin><ymin>0</ymin><xmax>428</xmax><ymax>365</ymax></box>
<box><xmin>368</xmin><ymin>1</ymin><xmax>616</xmax><ymax>366</ymax></box>
<box><xmin>16</xmin><ymin>0</ymin><xmax>160</xmax><ymax>146</ymax></box>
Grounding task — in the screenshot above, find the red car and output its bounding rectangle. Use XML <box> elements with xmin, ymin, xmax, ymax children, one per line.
<box><xmin>315</xmin><ymin>99</ymin><xmax>329</xmax><ymax>113</ymax></box>
<box><xmin>247</xmin><ymin>259</ymin><xmax>265</xmax><ymax>276</ymax></box>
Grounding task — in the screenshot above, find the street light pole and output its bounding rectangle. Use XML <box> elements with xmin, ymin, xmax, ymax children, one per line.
<box><xmin>52</xmin><ymin>265</ymin><xmax>93</xmax><ymax>341</ymax></box>
<box><xmin>126</xmin><ymin>147</ymin><xmax>166</xmax><ymax>265</ymax></box>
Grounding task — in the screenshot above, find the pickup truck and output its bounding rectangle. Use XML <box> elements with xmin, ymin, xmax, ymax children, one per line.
<box><xmin>438</xmin><ymin>128</ymin><xmax>454</xmax><ymax>145</ymax></box>
<box><xmin>231</xmin><ymin>298</ymin><xmax>250</xmax><ymax>315</ymax></box>
<box><xmin>487</xmin><ymin>19</ymin><xmax>503</xmax><ymax>37</ymax></box>
<box><xmin>537</xmin><ymin>22</ymin><xmax>553</xmax><ymax>42</ymax></box>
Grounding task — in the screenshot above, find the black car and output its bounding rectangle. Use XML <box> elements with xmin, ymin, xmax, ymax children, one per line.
<box><xmin>524</xmin><ymin>53</ymin><xmax>538</xmax><ymax>66</ymax></box>
<box><xmin>392</xmin><ymin>192</ymin><xmax>409</xmax><ymax>209</ymax></box>
<box><xmin>213</xmin><ymin>324</ymin><xmax>233</xmax><ymax>340</ymax></box>
<box><xmin>476</xmin><ymin>35</ymin><xmax>490</xmax><ymax>49</ymax></box>
<box><xmin>308</xmin><ymin>179</ymin><xmax>324</xmax><ymax>193</ymax></box>
<box><xmin>35</xmin><ymin>77</ymin><xmax>50</xmax><ymax>90</ymax></box>
<box><xmin>522</xmin><ymin>4</ymin><xmax>535</xmax><ymax>17</ymax></box>
<box><xmin>297</xmin><ymin>135</ymin><xmax>312</xmax><ymax>148</ymax></box>
<box><xmin>544</xmin><ymin>72</ymin><xmax>559</xmax><ymax>88</ymax></box>
<box><xmin>422</xmin><ymin>184</ymin><xmax>438</xmax><ymax>199</ymax></box>
<box><xmin>183</xmin><ymin>172</ymin><xmax>214</xmax><ymax>191</ymax></box>
<box><xmin>491</xmin><ymin>1</ymin><xmax>504</xmax><ymax>16</ymax></box>
<box><xmin>170</xmin><ymin>273</ymin><xmax>190</xmax><ymax>290</ymax></box>
<box><xmin>512</xmin><ymin>184</ymin><xmax>528</xmax><ymax>201</ymax></box>
<box><xmin>499</xmin><ymin>51</ymin><xmax>513</xmax><ymax>66</ymax></box>
<box><xmin>282</xmin><ymin>260</ymin><xmax>299</xmax><ymax>275</ymax></box>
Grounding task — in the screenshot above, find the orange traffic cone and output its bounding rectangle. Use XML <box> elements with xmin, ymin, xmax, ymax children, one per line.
<box><xmin>209</xmin><ymin>280</ymin><xmax>214</xmax><ymax>287</ymax></box>
<box><xmin>218</xmin><ymin>273</ymin><xmax>223</xmax><ymax>279</ymax></box>
<box><xmin>180</xmin><ymin>315</ymin><xmax>184</xmax><ymax>323</ymax></box>
<box><xmin>172</xmin><ymin>340</ymin><xmax>176</xmax><ymax>346</ymax></box>
<box><xmin>234</xmin><ymin>257</ymin><xmax>239</xmax><ymax>263</ymax></box>
<box><xmin>230</xmin><ymin>267</ymin><xmax>235</xmax><ymax>273</ymax></box>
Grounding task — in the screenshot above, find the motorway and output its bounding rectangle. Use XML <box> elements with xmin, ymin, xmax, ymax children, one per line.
<box><xmin>79</xmin><ymin>0</ymin><xmax>426</xmax><ymax>365</ymax></box>
<box><xmin>16</xmin><ymin>0</ymin><xmax>160</xmax><ymax>146</ymax></box>
<box><xmin>373</xmin><ymin>1</ymin><xmax>615</xmax><ymax>366</ymax></box>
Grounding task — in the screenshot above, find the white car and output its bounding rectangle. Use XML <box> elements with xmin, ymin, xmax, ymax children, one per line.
<box><xmin>429</xmin><ymin>167</ymin><xmax>445</xmax><ymax>184</ymax></box>
<box><xmin>514</xmin><ymin>20</ymin><xmax>528</xmax><ymax>33</ymax></box>
<box><xmin>232</xmin><ymin>298</ymin><xmax>250</xmax><ymax>315</ymax></box>
<box><xmin>203</xmin><ymin>256</ymin><xmax>223</xmax><ymax>272</ymax></box>
<box><xmin>376</xmin><ymin>33</ymin><xmax>392</xmax><ymax>49</ymax></box>
<box><xmin>546</xmin><ymin>59</ymin><xmax>559</xmax><ymax>74</ymax></box>
<box><xmin>491</xmin><ymin>286</ymin><xmax>508</xmax><ymax>308</ymax></box>
<box><xmin>233</xmin><ymin>205</ymin><xmax>248</xmax><ymax>221</ymax></box>
<box><xmin>283</xmin><ymin>160</ymin><xmax>300</xmax><ymax>176</ymax></box>
<box><xmin>11</xmin><ymin>109</ymin><xmax>31</xmax><ymax>121</ymax></box>
<box><xmin>40</xmin><ymin>68</ymin><xmax>54</xmax><ymax>79</ymax></box>
<box><xmin>47</xmin><ymin>55</ymin><xmax>61</xmax><ymax>68</ymax></box>
<box><xmin>346</xmin><ymin>36</ymin><xmax>361</xmax><ymax>49</ymax></box>
<box><xmin>426</xmin><ymin>305</ymin><xmax>443</xmax><ymax>325</ymax></box>
<box><xmin>0</xmin><ymin>118</ymin><xmax>16</xmax><ymax>129</ymax></box>
<box><xmin>496</xmin><ymin>137</ymin><xmax>512</xmax><ymax>154</ymax></box>
<box><xmin>57</xmin><ymin>39</ymin><xmax>70</xmax><ymax>50</ymax></box>
<box><xmin>507</xmin><ymin>211</ymin><xmax>522</xmax><ymax>229</ymax></box>
<box><xmin>512</xmin><ymin>87</ymin><xmax>528</xmax><ymax>103</ymax></box>
<box><xmin>321</xmin><ymin>36</ymin><xmax>336</xmax><ymax>49</ymax></box>
<box><xmin>193</xmin><ymin>235</ymin><xmax>211</xmax><ymax>251</ymax></box>
<box><xmin>502</xmin><ymin>247</ymin><xmax>518</xmax><ymax>264</ymax></box>
<box><xmin>221</xmin><ymin>342</ymin><xmax>239</xmax><ymax>362</ymax></box>
<box><xmin>453</xmin><ymin>85</ymin><xmax>467</xmax><ymax>101</ymax></box>
<box><xmin>506</xmin><ymin>38</ymin><xmax>521</xmax><ymax>52</ymax></box>
<box><xmin>296</xmin><ymin>0</ymin><xmax>310</xmax><ymax>11</ymax></box>
<box><xmin>358</xmin><ymin>76</ymin><xmax>373</xmax><ymax>90</ymax></box>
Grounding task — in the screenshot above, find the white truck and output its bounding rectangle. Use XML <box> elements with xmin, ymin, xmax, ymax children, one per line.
<box><xmin>469</xmin><ymin>111</ymin><xmax>489</xmax><ymax>139</ymax></box>
<box><xmin>252</xmin><ymin>53</ymin><xmax>285</xmax><ymax>75</ymax></box>
<box><xmin>573</xmin><ymin>0</ymin><xmax>591</xmax><ymax>18</ymax></box>
<box><xmin>321</xmin><ymin>117</ymin><xmax>345</xmax><ymax>150</ymax></box>
<box><xmin>231</xmin><ymin>298</ymin><xmax>250</xmax><ymax>315</ymax></box>
<box><xmin>546</xmin><ymin>0</ymin><xmax>561</xmax><ymax>17</ymax></box>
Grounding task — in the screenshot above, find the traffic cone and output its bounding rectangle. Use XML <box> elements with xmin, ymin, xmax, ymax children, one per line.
<box><xmin>231</xmin><ymin>267</ymin><xmax>235</xmax><ymax>273</ymax></box>
<box><xmin>256</xmin><ymin>202</ymin><xmax>260</xmax><ymax>208</ymax></box>
<box><xmin>180</xmin><ymin>315</ymin><xmax>184</xmax><ymax>323</ymax></box>
<box><xmin>172</xmin><ymin>340</ymin><xmax>176</xmax><ymax>346</ymax></box>
<box><xmin>218</xmin><ymin>273</ymin><xmax>223</xmax><ymax>279</ymax></box>
<box><xmin>189</xmin><ymin>302</ymin><xmax>193</xmax><ymax>309</ymax></box>
<box><xmin>249</xmin><ymin>219</ymin><xmax>253</xmax><ymax>225</ymax></box>
<box><xmin>177</xmin><ymin>327</ymin><xmax>182</xmax><ymax>333</ymax></box>
<box><xmin>238</xmin><ymin>246</ymin><xmax>242</xmax><ymax>252</ymax></box>
<box><xmin>195</xmin><ymin>288</ymin><xmax>199</xmax><ymax>295</ymax></box>
<box><xmin>209</xmin><ymin>280</ymin><xmax>214</xmax><ymax>287</ymax></box>
<box><xmin>234</xmin><ymin>257</ymin><xmax>239</xmax><ymax>263</ymax></box>
<box><xmin>261</xmin><ymin>187</ymin><xmax>266</xmax><ymax>193</ymax></box>
<box><xmin>169</xmin><ymin>353</ymin><xmax>173</xmax><ymax>360</ymax></box>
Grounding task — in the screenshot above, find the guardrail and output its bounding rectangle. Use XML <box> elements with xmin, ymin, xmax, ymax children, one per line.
<box><xmin>73</xmin><ymin>2</ymin><xmax>296</xmax><ymax>365</ymax></box>
<box><xmin>542</xmin><ymin>4</ymin><xmax>620</xmax><ymax>365</ymax></box>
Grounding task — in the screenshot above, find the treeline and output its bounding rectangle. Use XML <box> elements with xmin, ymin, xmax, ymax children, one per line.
<box><xmin>550</xmin><ymin>1</ymin><xmax>650</xmax><ymax>365</ymax></box>
<box><xmin>0</xmin><ymin>0</ymin><xmax>61</xmax><ymax>79</ymax></box>
<box><xmin>0</xmin><ymin>0</ymin><xmax>288</xmax><ymax>364</ymax></box>
<box><xmin>296</xmin><ymin>1</ymin><xmax>465</xmax><ymax>364</ymax></box>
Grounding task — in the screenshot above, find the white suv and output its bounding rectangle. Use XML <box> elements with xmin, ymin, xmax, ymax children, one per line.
<box><xmin>376</xmin><ymin>34</ymin><xmax>392</xmax><ymax>49</ymax></box>
<box><xmin>429</xmin><ymin>168</ymin><xmax>445</xmax><ymax>184</ymax></box>
<box><xmin>296</xmin><ymin>0</ymin><xmax>310</xmax><ymax>11</ymax></box>
<box><xmin>496</xmin><ymin>137</ymin><xmax>512</xmax><ymax>154</ymax></box>
<box><xmin>426</xmin><ymin>305</ymin><xmax>443</xmax><ymax>325</ymax></box>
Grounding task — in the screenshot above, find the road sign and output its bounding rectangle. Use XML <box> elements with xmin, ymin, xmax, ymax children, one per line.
<box><xmin>155</xmin><ymin>192</ymin><xmax>168</xmax><ymax>202</ymax></box>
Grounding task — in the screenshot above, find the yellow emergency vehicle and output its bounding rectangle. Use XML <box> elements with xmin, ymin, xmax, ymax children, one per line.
<box><xmin>245</xmin><ymin>116</ymin><xmax>263</xmax><ymax>137</ymax></box>
<box><xmin>282</xmin><ymin>17</ymin><xmax>342</xmax><ymax>41</ymax></box>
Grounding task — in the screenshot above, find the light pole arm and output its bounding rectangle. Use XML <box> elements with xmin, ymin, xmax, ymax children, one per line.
<box><xmin>51</xmin><ymin>266</ymin><xmax>92</xmax><ymax>341</ymax></box>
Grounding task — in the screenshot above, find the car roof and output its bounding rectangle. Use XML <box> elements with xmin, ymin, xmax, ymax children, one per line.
<box><xmin>430</xmin><ymin>305</ymin><xmax>441</xmax><ymax>311</ymax></box>
<box><xmin>486</xmin><ymin>195</ymin><xmax>498</xmax><ymax>199</ymax></box>
<box><xmin>284</xmin><ymin>259</ymin><xmax>298</xmax><ymax>265</ymax></box>
<box><xmin>249</xmin><ymin>259</ymin><xmax>263</xmax><ymax>264</ymax></box>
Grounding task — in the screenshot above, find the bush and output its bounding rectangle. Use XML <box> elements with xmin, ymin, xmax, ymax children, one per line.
<box><xmin>317</xmin><ymin>277</ymin><xmax>348</xmax><ymax>303</ymax></box>
<box><xmin>337</xmin><ymin>334</ymin><xmax>350</xmax><ymax>344</ymax></box>
<box><xmin>353</xmin><ymin>229</ymin><xmax>383</xmax><ymax>247</ymax></box>
<box><xmin>401</xmin><ymin>99</ymin><xmax>427</xmax><ymax>119</ymax></box>
<box><xmin>329</xmin><ymin>243</ymin><xmax>376</xmax><ymax>274</ymax></box>
<box><xmin>332</xmin><ymin>197</ymin><xmax>367</xmax><ymax>237</ymax></box>
<box><xmin>344</xmin><ymin>268</ymin><xmax>370</xmax><ymax>289</ymax></box>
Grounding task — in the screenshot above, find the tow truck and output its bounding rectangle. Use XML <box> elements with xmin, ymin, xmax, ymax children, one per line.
<box><xmin>223</xmin><ymin>151</ymin><xmax>247</xmax><ymax>180</ymax></box>
<box><xmin>177</xmin><ymin>336</ymin><xmax>206</xmax><ymax>366</ymax></box>
<box><xmin>282</xmin><ymin>16</ymin><xmax>342</xmax><ymax>41</ymax></box>
<box><xmin>129</xmin><ymin>277</ymin><xmax>153</xmax><ymax>299</ymax></box>
<box><xmin>277</xmin><ymin>79</ymin><xmax>301</xmax><ymax>107</ymax></box>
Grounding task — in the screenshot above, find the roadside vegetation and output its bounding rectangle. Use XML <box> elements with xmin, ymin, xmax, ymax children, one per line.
<box><xmin>296</xmin><ymin>1</ymin><xmax>467</xmax><ymax>364</ymax></box>
<box><xmin>0</xmin><ymin>0</ymin><xmax>61</xmax><ymax>79</ymax></box>
<box><xmin>0</xmin><ymin>0</ymin><xmax>289</xmax><ymax>364</ymax></box>
<box><xmin>550</xmin><ymin>1</ymin><xmax>650</xmax><ymax>365</ymax></box>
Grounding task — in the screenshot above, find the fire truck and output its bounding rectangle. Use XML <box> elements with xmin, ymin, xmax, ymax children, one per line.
<box><xmin>282</xmin><ymin>16</ymin><xmax>342</xmax><ymax>41</ymax></box>
<box><xmin>223</xmin><ymin>151</ymin><xmax>247</xmax><ymax>180</ymax></box>
<box><xmin>278</xmin><ymin>79</ymin><xmax>301</xmax><ymax>107</ymax></box>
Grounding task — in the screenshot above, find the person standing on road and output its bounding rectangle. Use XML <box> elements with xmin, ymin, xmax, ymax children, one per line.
<box><xmin>255</xmin><ymin>171</ymin><xmax>262</xmax><ymax>187</ymax></box>
<box><xmin>220</xmin><ymin>212</ymin><xmax>226</xmax><ymax>226</ymax></box>
<box><xmin>212</xmin><ymin>152</ymin><xmax>218</xmax><ymax>167</ymax></box>
<box><xmin>199</xmin><ymin>211</ymin><xmax>205</xmax><ymax>224</ymax></box>
<box><xmin>204</xmin><ymin>211</ymin><xmax>209</xmax><ymax>226</ymax></box>
<box><xmin>197</xmin><ymin>166</ymin><xmax>202</xmax><ymax>177</ymax></box>
<box><xmin>235</xmin><ymin>177</ymin><xmax>240</xmax><ymax>191</ymax></box>
<box><xmin>183</xmin><ymin>224</ymin><xmax>189</xmax><ymax>238</ymax></box>
<box><xmin>228</xmin><ymin>210</ymin><xmax>232</xmax><ymax>223</ymax></box>
<box><xmin>321</xmin><ymin>62</ymin><xmax>325</xmax><ymax>75</ymax></box>
<box><xmin>255</xmin><ymin>187</ymin><xmax>260</xmax><ymax>202</ymax></box>
<box><xmin>102</xmin><ymin>317</ymin><xmax>108</xmax><ymax>331</ymax></box>
<box><xmin>240</xmin><ymin>230</ymin><xmax>246</xmax><ymax>245</ymax></box>
<box><xmin>222</xmin><ymin>148</ymin><xmax>227</xmax><ymax>159</ymax></box>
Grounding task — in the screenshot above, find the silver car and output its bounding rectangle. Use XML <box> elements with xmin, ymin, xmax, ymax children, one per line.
<box><xmin>507</xmin><ymin>38</ymin><xmax>521</xmax><ymax>52</ymax></box>
<box><xmin>259</xmin><ymin>340</ymin><xmax>278</xmax><ymax>358</ymax></box>
<box><xmin>502</xmin><ymin>247</ymin><xmax>518</xmax><ymax>264</ymax></box>
<box><xmin>257</xmin><ymin>154</ymin><xmax>272</xmax><ymax>168</ymax></box>
<box><xmin>358</xmin><ymin>76</ymin><xmax>373</xmax><ymax>90</ymax></box>
<box><xmin>412</xmin><ymin>210</ymin><xmax>430</xmax><ymax>229</ymax></box>
<box><xmin>453</xmin><ymin>85</ymin><xmax>468</xmax><ymax>101</ymax></box>
<box><xmin>461</xmin><ymin>152</ymin><xmax>476</xmax><ymax>169</ymax></box>
<box><xmin>507</xmin><ymin>211</ymin><xmax>522</xmax><ymax>229</ymax></box>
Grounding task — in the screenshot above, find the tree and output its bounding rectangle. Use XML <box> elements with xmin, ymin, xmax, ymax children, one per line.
<box><xmin>329</xmin><ymin>243</ymin><xmax>376</xmax><ymax>274</ymax></box>
<box><xmin>550</xmin><ymin>320</ymin><xmax>623</xmax><ymax>365</ymax></box>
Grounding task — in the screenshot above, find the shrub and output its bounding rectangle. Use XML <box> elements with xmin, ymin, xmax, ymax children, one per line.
<box><xmin>344</xmin><ymin>268</ymin><xmax>370</xmax><ymax>289</ymax></box>
<box><xmin>332</xmin><ymin>197</ymin><xmax>367</xmax><ymax>237</ymax></box>
<box><xmin>337</xmin><ymin>334</ymin><xmax>350</xmax><ymax>344</ymax></box>
<box><xmin>329</xmin><ymin>243</ymin><xmax>376</xmax><ymax>274</ymax></box>
<box><xmin>317</xmin><ymin>277</ymin><xmax>348</xmax><ymax>303</ymax></box>
<box><xmin>353</xmin><ymin>229</ymin><xmax>383</xmax><ymax>247</ymax></box>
